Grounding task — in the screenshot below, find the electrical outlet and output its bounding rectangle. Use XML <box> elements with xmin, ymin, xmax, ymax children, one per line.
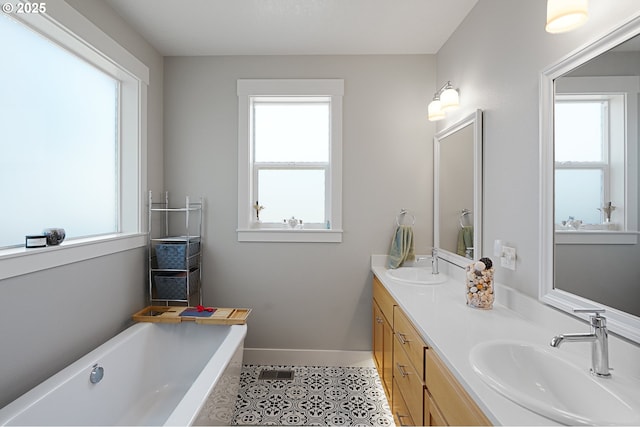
<box><xmin>501</xmin><ymin>246</ymin><xmax>516</xmax><ymax>270</ymax></box>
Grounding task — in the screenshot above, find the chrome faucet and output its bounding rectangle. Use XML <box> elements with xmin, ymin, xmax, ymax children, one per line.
<box><xmin>550</xmin><ymin>309</ymin><xmax>611</xmax><ymax>378</ymax></box>
<box><xmin>431</xmin><ymin>248</ymin><xmax>439</xmax><ymax>275</ymax></box>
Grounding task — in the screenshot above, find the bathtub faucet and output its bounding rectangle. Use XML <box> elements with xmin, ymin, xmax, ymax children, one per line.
<box><xmin>550</xmin><ymin>308</ymin><xmax>611</xmax><ymax>378</ymax></box>
<box><xmin>89</xmin><ymin>364</ymin><xmax>104</xmax><ymax>384</ymax></box>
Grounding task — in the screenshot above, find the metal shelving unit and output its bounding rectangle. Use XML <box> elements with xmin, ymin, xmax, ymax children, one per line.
<box><xmin>148</xmin><ymin>191</ymin><xmax>203</xmax><ymax>306</ymax></box>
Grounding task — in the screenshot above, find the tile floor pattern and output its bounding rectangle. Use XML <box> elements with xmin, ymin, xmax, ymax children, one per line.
<box><xmin>231</xmin><ymin>365</ymin><xmax>395</xmax><ymax>426</ymax></box>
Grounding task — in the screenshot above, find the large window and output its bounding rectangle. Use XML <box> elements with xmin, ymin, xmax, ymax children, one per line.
<box><xmin>237</xmin><ymin>80</ymin><xmax>343</xmax><ymax>242</ymax></box>
<box><xmin>0</xmin><ymin>6</ymin><xmax>149</xmax><ymax>279</ymax></box>
<box><xmin>1</xmin><ymin>14</ymin><xmax>119</xmax><ymax>248</ymax></box>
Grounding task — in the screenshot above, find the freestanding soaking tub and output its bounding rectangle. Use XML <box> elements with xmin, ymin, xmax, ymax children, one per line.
<box><xmin>0</xmin><ymin>321</ymin><xmax>247</xmax><ymax>426</ymax></box>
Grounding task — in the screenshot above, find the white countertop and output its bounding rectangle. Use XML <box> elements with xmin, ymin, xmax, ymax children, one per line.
<box><xmin>371</xmin><ymin>255</ymin><xmax>640</xmax><ymax>426</ymax></box>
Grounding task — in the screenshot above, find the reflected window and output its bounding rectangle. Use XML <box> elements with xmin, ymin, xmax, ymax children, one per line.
<box><xmin>555</xmin><ymin>95</ymin><xmax>625</xmax><ymax>228</ymax></box>
<box><xmin>555</xmin><ymin>169</ymin><xmax>603</xmax><ymax>224</ymax></box>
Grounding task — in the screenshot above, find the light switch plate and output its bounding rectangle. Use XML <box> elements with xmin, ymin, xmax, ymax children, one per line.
<box><xmin>501</xmin><ymin>246</ymin><xmax>516</xmax><ymax>270</ymax></box>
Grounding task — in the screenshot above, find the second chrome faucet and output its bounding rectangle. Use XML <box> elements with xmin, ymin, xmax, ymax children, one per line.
<box><xmin>550</xmin><ymin>308</ymin><xmax>611</xmax><ymax>378</ymax></box>
<box><xmin>431</xmin><ymin>248</ymin><xmax>439</xmax><ymax>274</ymax></box>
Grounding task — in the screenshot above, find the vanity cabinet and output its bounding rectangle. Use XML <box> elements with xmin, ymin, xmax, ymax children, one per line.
<box><xmin>425</xmin><ymin>348</ymin><xmax>491</xmax><ymax>426</ymax></box>
<box><xmin>393</xmin><ymin>306</ymin><xmax>426</xmax><ymax>425</ymax></box>
<box><xmin>372</xmin><ymin>276</ymin><xmax>395</xmax><ymax>398</ymax></box>
<box><xmin>372</xmin><ymin>275</ymin><xmax>492</xmax><ymax>426</ymax></box>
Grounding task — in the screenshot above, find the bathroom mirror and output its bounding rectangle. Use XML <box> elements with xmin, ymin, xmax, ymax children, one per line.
<box><xmin>540</xmin><ymin>15</ymin><xmax>640</xmax><ymax>343</ymax></box>
<box><xmin>434</xmin><ymin>110</ymin><xmax>483</xmax><ymax>268</ymax></box>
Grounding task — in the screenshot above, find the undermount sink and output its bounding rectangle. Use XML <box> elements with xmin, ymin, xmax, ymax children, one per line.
<box><xmin>470</xmin><ymin>340</ymin><xmax>640</xmax><ymax>425</ymax></box>
<box><xmin>385</xmin><ymin>267</ymin><xmax>447</xmax><ymax>285</ymax></box>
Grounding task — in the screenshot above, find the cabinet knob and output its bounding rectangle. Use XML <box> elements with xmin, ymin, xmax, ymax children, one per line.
<box><xmin>376</xmin><ymin>316</ymin><xmax>384</xmax><ymax>324</ymax></box>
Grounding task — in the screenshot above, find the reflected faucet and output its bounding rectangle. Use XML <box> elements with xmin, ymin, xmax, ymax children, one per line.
<box><xmin>550</xmin><ymin>309</ymin><xmax>611</xmax><ymax>378</ymax></box>
<box><xmin>431</xmin><ymin>248</ymin><xmax>439</xmax><ymax>275</ymax></box>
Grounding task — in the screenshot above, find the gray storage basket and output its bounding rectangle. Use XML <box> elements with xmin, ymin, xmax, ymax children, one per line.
<box><xmin>153</xmin><ymin>269</ymin><xmax>199</xmax><ymax>300</ymax></box>
<box><xmin>155</xmin><ymin>240</ymin><xmax>200</xmax><ymax>269</ymax></box>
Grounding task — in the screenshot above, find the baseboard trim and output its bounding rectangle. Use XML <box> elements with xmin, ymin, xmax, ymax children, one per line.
<box><xmin>243</xmin><ymin>348</ymin><xmax>374</xmax><ymax>367</ymax></box>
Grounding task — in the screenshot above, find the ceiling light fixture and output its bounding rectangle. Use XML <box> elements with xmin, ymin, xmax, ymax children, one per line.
<box><xmin>428</xmin><ymin>81</ymin><xmax>459</xmax><ymax>121</ymax></box>
<box><xmin>545</xmin><ymin>0</ymin><xmax>589</xmax><ymax>34</ymax></box>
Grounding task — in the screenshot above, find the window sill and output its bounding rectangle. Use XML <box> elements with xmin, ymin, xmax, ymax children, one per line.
<box><xmin>555</xmin><ymin>230</ymin><xmax>638</xmax><ymax>245</ymax></box>
<box><xmin>237</xmin><ymin>228</ymin><xmax>343</xmax><ymax>243</ymax></box>
<box><xmin>0</xmin><ymin>233</ymin><xmax>147</xmax><ymax>280</ymax></box>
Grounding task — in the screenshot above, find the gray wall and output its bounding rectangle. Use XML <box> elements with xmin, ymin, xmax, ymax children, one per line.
<box><xmin>436</xmin><ymin>0</ymin><xmax>640</xmax><ymax>298</ymax></box>
<box><xmin>556</xmin><ymin>244</ymin><xmax>640</xmax><ymax>316</ymax></box>
<box><xmin>163</xmin><ymin>55</ymin><xmax>435</xmax><ymax>350</ymax></box>
<box><xmin>0</xmin><ymin>1</ymin><xmax>163</xmax><ymax>408</ymax></box>
<box><xmin>0</xmin><ymin>250</ymin><xmax>146</xmax><ymax>407</ymax></box>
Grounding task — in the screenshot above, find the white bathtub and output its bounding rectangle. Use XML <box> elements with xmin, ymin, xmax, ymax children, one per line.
<box><xmin>0</xmin><ymin>321</ymin><xmax>246</xmax><ymax>426</ymax></box>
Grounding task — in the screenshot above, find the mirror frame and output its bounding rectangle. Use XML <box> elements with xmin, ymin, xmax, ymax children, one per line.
<box><xmin>434</xmin><ymin>109</ymin><xmax>483</xmax><ymax>267</ymax></box>
<box><xmin>540</xmin><ymin>15</ymin><xmax>640</xmax><ymax>343</ymax></box>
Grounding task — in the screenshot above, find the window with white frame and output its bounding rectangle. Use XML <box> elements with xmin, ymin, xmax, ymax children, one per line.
<box><xmin>0</xmin><ymin>13</ymin><xmax>119</xmax><ymax>248</ymax></box>
<box><xmin>237</xmin><ymin>79</ymin><xmax>343</xmax><ymax>242</ymax></box>
<box><xmin>554</xmin><ymin>94</ymin><xmax>627</xmax><ymax>230</ymax></box>
<box><xmin>0</xmin><ymin>7</ymin><xmax>148</xmax><ymax>277</ymax></box>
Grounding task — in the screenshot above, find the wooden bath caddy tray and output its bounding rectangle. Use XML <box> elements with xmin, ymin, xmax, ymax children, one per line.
<box><xmin>133</xmin><ymin>306</ymin><xmax>251</xmax><ymax>325</ymax></box>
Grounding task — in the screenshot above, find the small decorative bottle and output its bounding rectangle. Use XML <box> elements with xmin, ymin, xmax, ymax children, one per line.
<box><xmin>465</xmin><ymin>257</ymin><xmax>495</xmax><ymax>309</ymax></box>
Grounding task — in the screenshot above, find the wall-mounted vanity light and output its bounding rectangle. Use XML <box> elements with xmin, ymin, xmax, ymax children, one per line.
<box><xmin>428</xmin><ymin>81</ymin><xmax>459</xmax><ymax>121</ymax></box>
<box><xmin>545</xmin><ymin>0</ymin><xmax>589</xmax><ymax>34</ymax></box>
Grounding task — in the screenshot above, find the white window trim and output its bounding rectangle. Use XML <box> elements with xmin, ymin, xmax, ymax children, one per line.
<box><xmin>237</xmin><ymin>79</ymin><xmax>344</xmax><ymax>243</ymax></box>
<box><xmin>555</xmin><ymin>230</ymin><xmax>638</xmax><ymax>245</ymax></box>
<box><xmin>0</xmin><ymin>0</ymin><xmax>149</xmax><ymax>276</ymax></box>
<box><xmin>0</xmin><ymin>233</ymin><xmax>146</xmax><ymax>281</ymax></box>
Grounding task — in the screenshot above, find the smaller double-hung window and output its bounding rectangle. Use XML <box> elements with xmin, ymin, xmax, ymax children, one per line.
<box><xmin>237</xmin><ymin>80</ymin><xmax>343</xmax><ymax>242</ymax></box>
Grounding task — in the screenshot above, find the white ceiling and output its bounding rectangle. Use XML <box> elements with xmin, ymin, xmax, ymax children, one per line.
<box><xmin>104</xmin><ymin>0</ymin><xmax>478</xmax><ymax>56</ymax></box>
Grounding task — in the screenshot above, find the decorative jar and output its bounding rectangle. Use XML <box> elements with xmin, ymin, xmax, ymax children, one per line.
<box><xmin>465</xmin><ymin>257</ymin><xmax>494</xmax><ymax>309</ymax></box>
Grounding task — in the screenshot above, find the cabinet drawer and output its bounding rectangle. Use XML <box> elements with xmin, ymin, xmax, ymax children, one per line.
<box><xmin>425</xmin><ymin>349</ymin><xmax>491</xmax><ymax>426</ymax></box>
<box><xmin>424</xmin><ymin>390</ymin><xmax>448</xmax><ymax>426</ymax></box>
<box><xmin>373</xmin><ymin>276</ymin><xmax>395</xmax><ymax>324</ymax></box>
<box><xmin>393</xmin><ymin>334</ymin><xmax>424</xmax><ymax>424</ymax></box>
<box><xmin>394</xmin><ymin>306</ymin><xmax>426</xmax><ymax>380</ymax></box>
<box><xmin>392</xmin><ymin>378</ymin><xmax>416</xmax><ymax>427</ymax></box>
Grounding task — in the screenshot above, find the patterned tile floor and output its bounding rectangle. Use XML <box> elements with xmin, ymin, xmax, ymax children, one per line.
<box><xmin>231</xmin><ymin>365</ymin><xmax>394</xmax><ymax>426</ymax></box>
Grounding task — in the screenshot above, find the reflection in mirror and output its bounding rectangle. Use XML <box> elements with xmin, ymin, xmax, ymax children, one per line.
<box><xmin>434</xmin><ymin>110</ymin><xmax>483</xmax><ymax>268</ymax></box>
<box><xmin>540</xmin><ymin>15</ymin><xmax>640</xmax><ymax>343</ymax></box>
<box><xmin>438</xmin><ymin>126</ymin><xmax>474</xmax><ymax>257</ymax></box>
